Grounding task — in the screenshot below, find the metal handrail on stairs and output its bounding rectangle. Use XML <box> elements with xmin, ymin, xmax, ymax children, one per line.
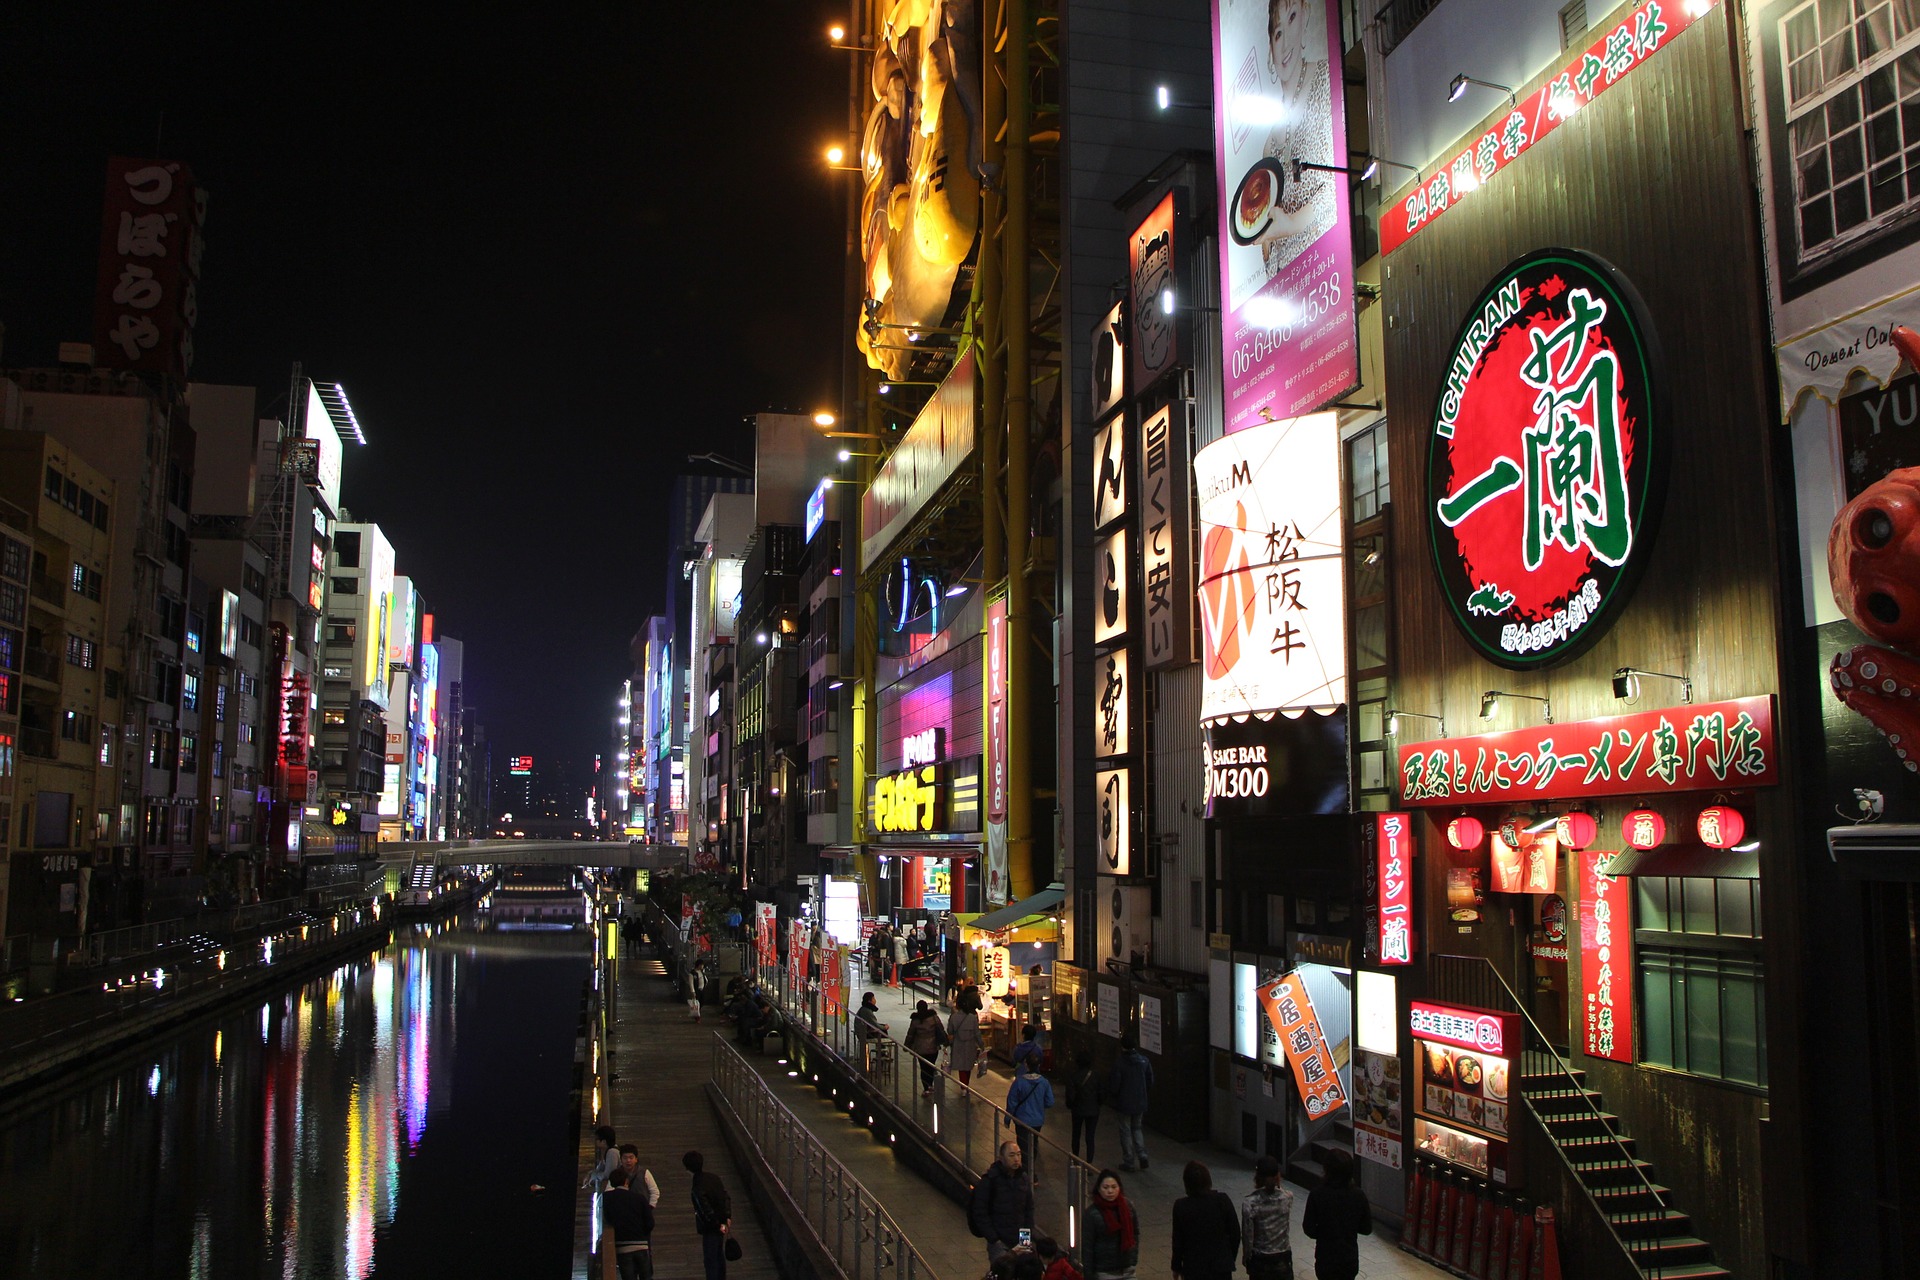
<box><xmin>1431</xmin><ymin>954</ymin><xmax>1686</xmax><ymax>1279</ymax></box>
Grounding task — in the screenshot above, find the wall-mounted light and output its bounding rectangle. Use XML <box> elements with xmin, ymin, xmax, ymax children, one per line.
<box><xmin>1386</xmin><ymin>708</ymin><xmax>1446</xmax><ymax>738</ymax></box>
<box><xmin>1448</xmin><ymin>73</ymin><xmax>1515</xmax><ymax>105</ymax></box>
<box><xmin>1612</xmin><ymin>667</ymin><xmax>1694</xmax><ymax>703</ymax></box>
<box><xmin>823</xmin><ymin>146</ymin><xmax>861</xmax><ymax>172</ymax></box>
<box><xmin>1481</xmin><ymin>690</ymin><xmax>1553</xmax><ymax>723</ymax></box>
<box><xmin>827</xmin><ymin>25</ymin><xmax>878</xmax><ymax>52</ymax></box>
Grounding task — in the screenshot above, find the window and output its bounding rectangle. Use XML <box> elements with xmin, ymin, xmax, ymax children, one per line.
<box><xmin>1347</xmin><ymin>421</ymin><xmax>1391</xmax><ymax>522</ymax></box>
<box><xmin>323</xmin><ymin>708</ymin><xmax>348</xmax><ymax>726</ymax></box>
<box><xmin>1558</xmin><ymin>0</ymin><xmax>1587</xmax><ymax>49</ymax></box>
<box><xmin>182</xmin><ymin>670</ymin><xmax>199</xmax><ymax>712</ymax></box>
<box><xmin>65</xmin><ymin>634</ymin><xmax>97</xmax><ymax>669</ymax></box>
<box><xmin>1777</xmin><ymin>0</ymin><xmax>1920</xmax><ymax>269</ymax></box>
<box><xmin>60</xmin><ymin>709</ymin><xmax>94</xmax><ymax>742</ymax></box>
<box><xmin>214</xmin><ymin>681</ymin><xmax>228</xmax><ymax>722</ymax></box>
<box><xmin>327</xmin><ymin>622</ymin><xmax>355</xmax><ymax>645</ymax></box>
<box><xmin>44</xmin><ymin>465</ymin><xmax>60</xmax><ymax>502</ymax></box>
<box><xmin>99</xmin><ymin>725</ymin><xmax>113</xmax><ymax>766</ymax></box>
<box><xmin>239</xmin><ymin>616</ymin><xmax>263</xmax><ymax>649</ymax></box>
<box><xmin>1</xmin><ymin>537</ymin><xmax>26</xmax><ymax>582</ymax></box>
<box><xmin>149</xmin><ymin>728</ymin><xmax>173</xmax><ymax>770</ymax></box>
<box><xmin>0</xmin><ymin>583</ymin><xmax>23</xmax><ymax>627</ymax></box>
<box><xmin>144</xmin><ymin>801</ymin><xmax>167</xmax><ymax>845</ymax></box>
<box><xmin>1636</xmin><ymin>876</ymin><xmax>1768</xmax><ymax>1086</ymax></box>
<box><xmin>238</xmin><ymin>671</ymin><xmax>258</xmax><ymax>698</ymax></box>
<box><xmin>70</xmin><ymin>563</ymin><xmax>102</xmax><ymax>601</ymax></box>
<box><xmin>242</xmin><ymin>563</ymin><xmax>267</xmax><ymax>597</ymax></box>
<box><xmin>330</xmin><ymin>576</ymin><xmax>359</xmax><ymax>595</ymax></box>
<box><xmin>76</xmin><ymin>490</ymin><xmax>93</xmax><ymax>524</ymax></box>
<box><xmin>238</xmin><ymin>723</ymin><xmax>257</xmax><ymax>745</ymax></box>
<box><xmin>179</xmin><ymin>732</ymin><xmax>198</xmax><ymax>771</ymax></box>
<box><xmin>334</xmin><ymin>530</ymin><xmax>362</xmax><ymax>567</ymax></box>
<box><xmin>212</xmin><ymin>740</ymin><xmax>224</xmax><ymax>778</ymax></box>
<box><xmin>93</xmin><ymin>499</ymin><xmax>109</xmax><ymax>531</ymax></box>
<box><xmin>163</xmin><ymin>521</ymin><xmax>190</xmax><ymax>567</ymax></box>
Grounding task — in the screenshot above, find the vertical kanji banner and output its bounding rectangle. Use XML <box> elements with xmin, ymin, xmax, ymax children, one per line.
<box><xmin>821</xmin><ymin>947</ymin><xmax>847</xmax><ymax>1018</ymax></box>
<box><xmin>1258</xmin><ymin>972</ymin><xmax>1347</xmax><ymax>1119</ymax></box>
<box><xmin>1579</xmin><ymin>849</ymin><xmax>1632</xmax><ymax>1062</ymax></box>
<box><xmin>1376</xmin><ymin>812</ymin><xmax>1414</xmax><ymax>964</ymax></box>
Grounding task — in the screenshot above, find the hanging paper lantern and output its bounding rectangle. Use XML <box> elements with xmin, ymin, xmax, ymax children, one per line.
<box><xmin>1555</xmin><ymin>811</ymin><xmax>1598</xmax><ymax>850</ymax></box>
<box><xmin>1446</xmin><ymin>815</ymin><xmax>1485</xmax><ymax>850</ymax></box>
<box><xmin>1621</xmin><ymin>809</ymin><xmax>1666</xmax><ymax>850</ymax></box>
<box><xmin>1696</xmin><ymin>805</ymin><xmax>1746</xmax><ymax>849</ymax></box>
<box><xmin>1498</xmin><ymin>817</ymin><xmax>1525</xmax><ymax>849</ymax></box>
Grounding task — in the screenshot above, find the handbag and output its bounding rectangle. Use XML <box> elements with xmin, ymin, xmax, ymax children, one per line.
<box><xmin>724</xmin><ymin>1236</ymin><xmax>744</xmax><ymax>1262</ymax></box>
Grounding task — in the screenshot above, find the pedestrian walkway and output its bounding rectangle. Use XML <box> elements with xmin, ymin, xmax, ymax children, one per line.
<box><xmin>756</xmin><ymin>961</ymin><xmax>1449</xmax><ymax>1280</ymax></box>
<box><xmin>592</xmin><ymin>948</ymin><xmax>782</xmax><ymax>1280</ymax></box>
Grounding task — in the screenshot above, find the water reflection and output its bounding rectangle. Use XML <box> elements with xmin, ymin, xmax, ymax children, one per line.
<box><xmin>0</xmin><ymin>920</ymin><xmax>588</xmax><ymax>1279</ymax></box>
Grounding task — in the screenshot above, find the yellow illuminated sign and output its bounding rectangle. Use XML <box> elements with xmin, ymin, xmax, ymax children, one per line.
<box><xmin>867</xmin><ymin>764</ymin><xmax>946</xmax><ymax>834</ymax></box>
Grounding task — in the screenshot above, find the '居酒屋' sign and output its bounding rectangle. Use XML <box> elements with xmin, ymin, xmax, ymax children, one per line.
<box><xmin>1260</xmin><ymin>973</ymin><xmax>1347</xmax><ymax>1119</ymax></box>
<box><xmin>1399</xmin><ymin>696</ymin><xmax>1777</xmax><ymax>805</ymax></box>
<box><xmin>1382</xmin><ymin>0</ymin><xmax>1721</xmax><ymax>254</ymax></box>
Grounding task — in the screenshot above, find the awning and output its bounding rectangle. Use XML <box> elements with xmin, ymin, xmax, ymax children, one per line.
<box><xmin>1604</xmin><ymin>845</ymin><xmax>1759</xmax><ymax>879</ymax></box>
<box><xmin>963</xmin><ymin>885</ymin><xmax>1065</xmax><ymax>933</ymax></box>
<box><xmin>1827</xmin><ymin>824</ymin><xmax>1920</xmax><ymax>880</ymax></box>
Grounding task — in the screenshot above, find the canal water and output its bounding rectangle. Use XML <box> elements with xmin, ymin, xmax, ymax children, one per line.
<box><xmin>0</xmin><ymin>914</ymin><xmax>592</xmax><ymax>1278</ymax></box>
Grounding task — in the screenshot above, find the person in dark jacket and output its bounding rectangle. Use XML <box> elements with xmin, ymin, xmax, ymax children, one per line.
<box><xmin>1301</xmin><ymin>1149</ymin><xmax>1372</xmax><ymax>1280</ymax></box>
<box><xmin>1170</xmin><ymin>1161</ymin><xmax>1241</xmax><ymax>1280</ymax></box>
<box><xmin>1105</xmin><ymin>1034</ymin><xmax>1154</xmax><ymax>1171</ymax></box>
<box><xmin>1065</xmin><ymin>1050</ymin><xmax>1102</xmax><ymax>1159</ymax></box>
<box><xmin>969</xmin><ymin>1140</ymin><xmax>1035</xmax><ymax>1263</ymax></box>
<box><xmin>682</xmin><ymin>1150</ymin><xmax>733</xmax><ymax>1280</ymax></box>
<box><xmin>1083</xmin><ymin>1169</ymin><xmax>1141</xmax><ymax>1279</ymax></box>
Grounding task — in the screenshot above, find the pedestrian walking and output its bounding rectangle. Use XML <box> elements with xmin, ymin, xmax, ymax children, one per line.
<box><xmin>1240</xmin><ymin>1156</ymin><xmax>1295</xmax><ymax>1280</ymax></box>
<box><xmin>1065</xmin><ymin>1050</ymin><xmax>1102</xmax><ymax>1160</ymax></box>
<box><xmin>598</xmin><ymin>1166</ymin><xmax>656</xmax><ymax>1280</ymax></box>
<box><xmin>968</xmin><ymin>1139</ymin><xmax>1035</xmax><ymax>1264</ymax></box>
<box><xmin>1012</xmin><ymin>1022</ymin><xmax>1044</xmax><ymax>1074</ymax></box>
<box><xmin>1004</xmin><ymin>1057</ymin><xmax>1055</xmax><ymax>1182</ymax></box>
<box><xmin>1105</xmin><ymin>1034</ymin><xmax>1154</xmax><ymax>1171</ymax></box>
<box><xmin>868</xmin><ymin>923</ymin><xmax>892</xmax><ymax>984</ymax></box>
<box><xmin>1301</xmin><ymin>1150</ymin><xmax>1372</xmax><ymax>1280</ymax></box>
<box><xmin>947</xmin><ymin>999</ymin><xmax>985</xmax><ymax>1086</ymax></box>
<box><xmin>686</xmin><ymin>964</ymin><xmax>706</xmax><ymax>1022</ymax></box>
<box><xmin>618</xmin><ymin>1144</ymin><xmax>662</xmax><ymax>1207</ymax></box>
<box><xmin>1083</xmin><ymin>1170</ymin><xmax>1141</xmax><ymax>1280</ymax></box>
<box><xmin>1170</xmin><ymin>1161</ymin><xmax>1241</xmax><ymax>1280</ymax></box>
<box><xmin>904</xmin><ymin>999</ymin><xmax>948</xmax><ymax>1094</ymax></box>
<box><xmin>683</xmin><ymin>1150</ymin><xmax>733</xmax><ymax>1280</ymax></box>
<box><xmin>584</xmin><ymin>1124</ymin><xmax>621</xmax><ymax>1192</ymax></box>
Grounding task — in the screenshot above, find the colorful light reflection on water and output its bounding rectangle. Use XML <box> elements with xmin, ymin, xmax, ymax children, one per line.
<box><xmin>0</xmin><ymin>924</ymin><xmax>587</xmax><ymax>1279</ymax></box>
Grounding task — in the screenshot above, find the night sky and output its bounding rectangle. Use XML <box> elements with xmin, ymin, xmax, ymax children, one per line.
<box><xmin>0</xmin><ymin>5</ymin><xmax>848</xmax><ymax>766</ymax></box>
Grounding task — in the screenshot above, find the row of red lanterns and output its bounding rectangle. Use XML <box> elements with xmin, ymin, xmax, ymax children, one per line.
<box><xmin>1445</xmin><ymin>805</ymin><xmax>1746</xmax><ymax>852</ymax></box>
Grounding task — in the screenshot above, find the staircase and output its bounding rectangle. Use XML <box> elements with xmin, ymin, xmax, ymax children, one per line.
<box><xmin>1519</xmin><ymin>1052</ymin><xmax>1730</xmax><ymax>1279</ymax></box>
<box><xmin>1284</xmin><ymin>1118</ymin><xmax>1354</xmax><ymax>1190</ymax></box>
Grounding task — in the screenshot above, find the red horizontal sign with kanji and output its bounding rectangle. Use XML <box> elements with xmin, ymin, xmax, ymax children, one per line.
<box><xmin>1398</xmin><ymin>696</ymin><xmax>1776</xmax><ymax>805</ymax></box>
<box><xmin>1381</xmin><ymin>0</ymin><xmax>1719</xmax><ymax>256</ymax></box>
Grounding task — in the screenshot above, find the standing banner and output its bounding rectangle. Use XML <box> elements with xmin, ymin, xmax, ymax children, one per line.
<box><xmin>1210</xmin><ymin>0</ymin><xmax>1357</xmax><ymax>431</ymax></box>
<box><xmin>755</xmin><ymin>903</ymin><xmax>777</xmax><ymax>973</ymax></box>
<box><xmin>984</xmin><ymin>590</ymin><xmax>1011</xmax><ymax>905</ymax></box>
<box><xmin>788</xmin><ymin>919</ymin><xmax>811</xmax><ymax>982</ymax></box>
<box><xmin>1258</xmin><ymin>971</ymin><xmax>1348</xmax><ymax>1119</ymax></box>
<box><xmin>1579</xmin><ymin>849</ymin><xmax>1632</xmax><ymax>1062</ymax></box>
<box><xmin>821</xmin><ymin>947</ymin><xmax>847</xmax><ymax>1018</ymax></box>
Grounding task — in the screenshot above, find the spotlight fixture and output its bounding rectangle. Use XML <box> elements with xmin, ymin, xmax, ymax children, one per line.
<box><xmin>1611</xmin><ymin>667</ymin><xmax>1694</xmax><ymax>703</ymax></box>
<box><xmin>1385</xmin><ymin>708</ymin><xmax>1447</xmax><ymax>738</ymax></box>
<box><xmin>813</xmin><ymin>411</ymin><xmax>837</xmax><ymax>427</ymax></box>
<box><xmin>1448</xmin><ymin>73</ymin><xmax>1516</xmax><ymax>105</ymax></box>
<box><xmin>1481</xmin><ymin>690</ymin><xmax>1553</xmax><ymax>723</ymax></box>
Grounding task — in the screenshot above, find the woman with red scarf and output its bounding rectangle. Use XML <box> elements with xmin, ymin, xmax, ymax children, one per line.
<box><xmin>1083</xmin><ymin>1170</ymin><xmax>1141</xmax><ymax>1280</ymax></box>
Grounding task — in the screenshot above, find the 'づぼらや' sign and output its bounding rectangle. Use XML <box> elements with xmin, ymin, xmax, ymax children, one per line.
<box><xmin>1579</xmin><ymin>849</ymin><xmax>1633</xmax><ymax>1062</ymax></box>
<box><xmin>1398</xmin><ymin>696</ymin><xmax>1777</xmax><ymax>805</ymax></box>
<box><xmin>1429</xmin><ymin>250</ymin><xmax>1664</xmax><ymax>669</ymax></box>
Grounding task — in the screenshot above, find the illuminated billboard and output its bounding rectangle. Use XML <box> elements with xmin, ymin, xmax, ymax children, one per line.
<box><xmin>1195</xmin><ymin>412</ymin><xmax>1346</xmax><ymax>721</ymax></box>
<box><xmin>304</xmin><ymin>382</ymin><xmax>344</xmax><ymax>516</ymax></box>
<box><xmin>510</xmin><ymin>755</ymin><xmax>534</xmax><ymax>775</ymax></box>
<box><xmin>387</xmin><ymin>576</ymin><xmax>417</xmax><ymax>668</ymax></box>
<box><xmin>364</xmin><ymin>526</ymin><xmax>395</xmax><ymax>705</ymax></box>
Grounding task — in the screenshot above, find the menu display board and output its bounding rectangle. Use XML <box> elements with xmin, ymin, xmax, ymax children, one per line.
<box><xmin>1353</xmin><ymin>1047</ymin><xmax>1404</xmax><ymax>1169</ymax></box>
<box><xmin>1410</xmin><ymin>1000</ymin><xmax>1519</xmax><ymax>1182</ymax></box>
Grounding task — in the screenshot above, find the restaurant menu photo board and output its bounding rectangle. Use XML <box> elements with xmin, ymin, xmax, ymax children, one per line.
<box><xmin>1210</xmin><ymin>0</ymin><xmax>1357</xmax><ymax>431</ymax></box>
<box><xmin>1428</xmin><ymin>249</ymin><xmax>1665</xmax><ymax>670</ymax></box>
<box><xmin>1410</xmin><ymin>1001</ymin><xmax>1520</xmax><ymax>1180</ymax></box>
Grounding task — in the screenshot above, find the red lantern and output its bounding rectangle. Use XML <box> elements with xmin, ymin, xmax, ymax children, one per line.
<box><xmin>1555</xmin><ymin>810</ymin><xmax>1598</xmax><ymax>850</ymax></box>
<box><xmin>1498</xmin><ymin>817</ymin><xmax>1525</xmax><ymax>849</ymax></box>
<box><xmin>1622</xmin><ymin>809</ymin><xmax>1666</xmax><ymax>849</ymax></box>
<box><xmin>1696</xmin><ymin>805</ymin><xmax>1746</xmax><ymax>849</ymax></box>
<box><xmin>1446</xmin><ymin>815</ymin><xmax>1485</xmax><ymax>850</ymax></box>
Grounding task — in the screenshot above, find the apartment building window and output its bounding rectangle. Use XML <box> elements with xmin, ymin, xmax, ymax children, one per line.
<box><xmin>144</xmin><ymin>801</ymin><xmax>167</xmax><ymax>845</ymax></box>
<box><xmin>242</xmin><ymin>563</ymin><xmax>267</xmax><ymax>597</ymax></box>
<box><xmin>334</xmin><ymin>530</ymin><xmax>362</xmax><ymax>567</ymax></box>
<box><xmin>1348</xmin><ymin>420</ymin><xmax>1391</xmax><ymax>522</ymax></box>
<box><xmin>99</xmin><ymin>725</ymin><xmax>113</xmax><ymax>766</ymax></box>
<box><xmin>323</xmin><ymin>708</ymin><xmax>347</xmax><ymax>726</ymax></box>
<box><xmin>172</xmin><ymin>807</ymin><xmax>193</xmax><ymax>845</ymax></box>
<box><xmin>1777</xmin><ymin>0</ymin><xmax>1920</xmax><ymax>267</ymax></box>
<box><xmin>0</xmin><ymin>582</ymin><xmax>24</xmax><ymax>627</ymax></box>
<box><xmin>330</xmin><ymin>576</ymin><xmax>359</xmax><ymax>594</ymax></box>
<box><xmin>211</xmin><ymin>739</ymin><xmax>224</xmax><ymax>778</ymax></box>
<box><xmin>1636</xmin><ymin>875</ymin><xmax>1768</xmax><ymax>1086</ymax></box>
<box><xmin>92</xmin><ymin>499</ymin><xmax>109</xmax><ymax>531</ymax></box>
<box><xmin>238</xmin><ymin>671</ymin><xmax>258</xmax><ymax>698</ymax></box>
<box><xmin>238</xmin><ymin>723</ymin><xmax>257</xmax><ymax>745</ymax></box>
<box><xmin>153</xmin><ymin>661</ymin><xmax>181</xmax><ymax>705</ymax></box>
<box><xmin>0</xmin><ymin>731</ymin><xmax>15</xmax><ymax>779</ymax></box>
<box><xmin>1</xmin><ymin>537</ymin><xmax>26</xmax><ymax>583</ymax></box>
<box><xmin>179</xmin><ymin>732</ymin><xmax>198</xmax><ymax>771</ymax></box>
<box><xmin>65</xmin><ymin>634</ymin><xmax>97</xmax><ymax>669</ymax></box>
<box><xmin>214</xmin><ymin>681</ymin><xmax>227</xmax><ymax>721</ymax></box>
<box><xmin>70</xmin><ymin>562</ymin><xmax>102</xmax><ymax>601</ymax></box>
<box><xmin>163</xmin><ymin>521</ymin><xmax>190</xmax><ymax>567</ymax></box>
<box><xmin>327</xmin><ymin>621</ymin><xmax>356</xmax><ymax>645</ymax></box>
<box><xmin>239</xmin><ymin>615</ymin><xmax>263</xmax><ymax>649</ymax></box>
<box><xmin>44</xmin><ymin>466</ymin><xmax>60</xmax><ymax>502</ymax></box>
<box><xmin>181</xmin><ymin>670</ymin><xmax>199</xmax><ymax>712</ymax></box>
<box><xmin>60</xmin><ymin>709</ymin><xmax>94</xmax><ymax>742</ymax></box>
<box><xmin>149</xmin><ymin>728</ymin><xmax>174</xmax><ymax>770</ymax></box>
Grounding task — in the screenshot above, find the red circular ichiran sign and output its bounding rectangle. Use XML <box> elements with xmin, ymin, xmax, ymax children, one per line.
<box><xmin>1427</xmin><ymin>249</ymin><xmax>1665</xmax><ymax>669</ymax></box>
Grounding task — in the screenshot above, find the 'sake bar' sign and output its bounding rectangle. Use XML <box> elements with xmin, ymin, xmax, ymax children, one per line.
<box><xmin>1398</xmin><ymin>696</ymin><xmax>1777</xmax><ymax>806</ymax></box>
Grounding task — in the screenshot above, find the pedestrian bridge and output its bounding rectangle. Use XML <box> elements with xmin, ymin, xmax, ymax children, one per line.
<box><xmin>374</xmin><ymin>839</ymin><xmax>686</xmax><ymax>870</ymax></box>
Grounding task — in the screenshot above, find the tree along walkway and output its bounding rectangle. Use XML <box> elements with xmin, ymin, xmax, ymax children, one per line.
<box><xmin>585</xmin><ymin>948</ymin><xmax>782</xmax><ymax>1280</ymax></box>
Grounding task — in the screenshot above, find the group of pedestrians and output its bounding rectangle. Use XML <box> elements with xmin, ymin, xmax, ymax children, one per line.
<box><xmin>585</xmin><ymin>1124</ymin><xmax>741</xmax><ymax>1280</ymax></box>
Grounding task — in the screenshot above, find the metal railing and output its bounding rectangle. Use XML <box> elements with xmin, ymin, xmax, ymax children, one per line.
<box><xmin>712</xmin><ymin>1036</ymin><xmax>943</xmax><ymax>1280</ymax></box>
<box><xmin>1430</xmin><ymin>954</ymin><xmax>1684</xmax><ymax>1278</ymax></box>
<box><xmin>753</xmin><ymin>954</ymin><xmax>1098</xmax><ymax>1254</ymax></box>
